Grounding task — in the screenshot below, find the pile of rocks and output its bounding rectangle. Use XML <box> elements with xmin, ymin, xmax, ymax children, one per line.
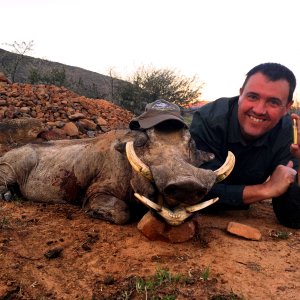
<box><xmin>0</xmin><ymin>72</ymin><xmax>133</xmax><ymax>141</ymax></box>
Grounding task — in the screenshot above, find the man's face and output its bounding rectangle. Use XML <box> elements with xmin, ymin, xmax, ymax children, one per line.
<box><xmin>238</xmin><ymin>72</ymin><xmax>292</xmax><ymax>140</ymax></box>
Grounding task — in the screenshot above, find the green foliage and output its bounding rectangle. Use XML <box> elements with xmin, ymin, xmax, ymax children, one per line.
<box><xmin>43</xmin><ymin>67</ymin><xmax>66</xmax><ymax>86</ymax></box>
<box><xmin>28</xmin><ymin>66</ymin><xmax>68</xmax><ymax>87</ymax></box>
<box><xmin>28</xmin><ymin>67</ymin><xmax>41</xmax><ymax>84</ymax></box>
<box><xmin>209</xmin><ymin>292</ymin><xmax>244</xmax><ymax>300</ymax></box>
<box><xmin>0</xmin><ymin>217</ymin><xmax>9</xmax><ymax>229</ymax></box>
<box><xmin>135</xmin><ymin>268</ymin><xmax>181</xmax><ymax>298</ymax></box>
<box><xmin>269</xmin><ymin>230</ymin><xmax>292</xmax><ymax>240</ymax></box>
<box><xmin>117</xmin><ymin>66</ymin><xmax>203</xmax><ymax>114</ymax></box>
<box><xmin>200</xmin><ymin>266</ymin><xmax>210</xmax><ymax>281</ymax></box>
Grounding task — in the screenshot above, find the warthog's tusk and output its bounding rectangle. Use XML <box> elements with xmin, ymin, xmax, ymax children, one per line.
<box><xmin>134</xmin><ymin>192</ymin><xmax>162</xmax><ymax>211</ymax></box>
<box><xmin>126</xmin><ymin>141</ymin><xmax>153</xmax><ymax>181</ymax></box>
<box><xmin>214</xmin><ymin>151</ymin><xmax>235</xmax><ymax>183</ymax></box>
<box><xmin>185</xmin><ymin>197</ymin><xmax>219</xmax><ymax>212</ymax></box>
<box><xmin>134</xmin><ymin>192</ymin><xmax>219</xmax><ymax>226</ymax></box>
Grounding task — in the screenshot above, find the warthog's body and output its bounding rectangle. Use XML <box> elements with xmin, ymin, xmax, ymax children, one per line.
<box><xmin>0</xmin><ymin>127</ymin><xmax>218</xmax><ymax>224</ymax></box>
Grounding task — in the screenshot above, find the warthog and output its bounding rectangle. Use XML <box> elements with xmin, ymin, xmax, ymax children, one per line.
<box><xmin>0</xmin><ymin>121</ymin><xmax>234</xmax><ymax>225</ymax></box>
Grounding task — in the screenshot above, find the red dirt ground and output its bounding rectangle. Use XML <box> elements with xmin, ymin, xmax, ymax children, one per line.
<box><xmin>0</xmin><ymin>199</ymin><xmax>299</xmax><ymax>299</ymax></box>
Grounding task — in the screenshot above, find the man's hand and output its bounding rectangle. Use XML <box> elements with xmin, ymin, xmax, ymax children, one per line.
<box><xmin>290</xmin><ymin>114</ymin><xmax>300</xmax><ymax>159</ymax></box>
<box><xmin>243</xmin><ymin>161</ymin><xmax>297</xmax><ymax>204</ymax></box>
<box><xmin>264</xmin><ymin>161</ymin><xmax>297</xmax><ymax>197</ymax></box>
<box><xmin>290</xmin><ymin>113</ymin><xmax>300</xmax><ymax>184</ymax></box>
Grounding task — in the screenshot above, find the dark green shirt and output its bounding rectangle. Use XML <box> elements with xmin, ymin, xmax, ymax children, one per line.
<box><xmin>190</xmin><ymin>96</ymin><xmax>298</xmax><ymax>206</ymax></box>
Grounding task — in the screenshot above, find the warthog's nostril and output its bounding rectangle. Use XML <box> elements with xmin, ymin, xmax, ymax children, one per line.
<box><xmin>164</xmin><ymin>185</ymin><xmax>177</xmax><ymax>197</ymax></box>
<box><xmin>196</xmin><ymin>189</ymin><xmax>207</xmax><ymax>198</ymax></box>
<box><xmin>164</xmin><ymin>182</ymin><xmax>208</xmax><ymax>205</ymax></box>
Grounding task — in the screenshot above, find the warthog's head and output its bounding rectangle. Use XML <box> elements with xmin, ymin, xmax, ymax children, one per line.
<box><xmin>124</xmin><ymin>120</ymin><xmax>234</xmax><ymax>226</ymax></box>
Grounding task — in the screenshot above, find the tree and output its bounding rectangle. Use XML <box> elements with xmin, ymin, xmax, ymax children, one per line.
<box><xmin>107</xmin><ymin>67</ymin><xmax>119</xmax><ymax>103</ymax></box>
<box><xmin>28</xmin><ymin>67</ymin><xmax>41</xmax><ymax>84</ymax></box>
<box><xmin>43</xmin><ymin>67</ymin><xmax>66</xmax><ymax>86</ymax></box>
<box><xmin>1</xmin><ymin>40</ymin><xmax>34</xmax><ymax>82</ymax></box>
<box><xmin>116</xmin><ymin>66</ymin><xmax>204</xmax><ymax>114</ymax></box>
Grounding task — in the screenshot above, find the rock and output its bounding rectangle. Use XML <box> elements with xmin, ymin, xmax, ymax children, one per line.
<box><xmin>137</xmin><ymin>211</ymin><xmax>197</xmax><ymax>243</ymax></box>
<box><xmin>39</xmin><ymin>128</ymin><xmax>67</xmax><ymax>141</ymax></box>
<box><xmin>78</xmin><ymin>118</ymin><xmax>97</xmax><ymax>130</ymax></box>
<box><xmin>165</xmin><ymin>220</ymin><xmax>197</xmax><ymax>243</ymax></box>
<box><xmin>44</xmin><ymin>247</ymin><xmax>63</xmax><ymax>259</ymax></box>
<box><xmin>227</xmin><ymin>221</ymin><xmax>262</xmax><ymax>241</ymax></box>
<box><xmin>96</xmin><ymin>116</ymin><xmax>108</xmax><ymax>126</ymax></box>
<box><xmin>68</xmin><ymin>112</ymin><xmax>85</xmax><ymax>120</ymax></box>
<box><xmin>62</xmin><ymin>122</ymin><xmax>79</xmax><ymax>137</ymax></box>
<box><xmin>0</xmin><ymin>72</ymin><xmax>11</xmax><ymax>84</ymax></box>
<box><xmin>0</xmin><ymin>118</ymin><xmax>45</xmax><ymax>143</ymax></box>
<box><xmin>0</xmin><ymin>83</ymin><xmax>133</xmax><ymax>141</ymax></box>
<box><xmin>137</xmin><ymin>211</ymin><xmax>166</xmax><ymax>241</ymax></box>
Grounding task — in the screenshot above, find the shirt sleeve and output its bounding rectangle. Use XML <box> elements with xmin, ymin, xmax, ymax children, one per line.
<box><xmin>206</xmin><ymin>183</ymin><xmax>245</xmax><ymax>206</ymax></box>
<box><xmin>190</xmin><ymin>107</ymin><xmax>227</xmax><ymax>166</ymax></box>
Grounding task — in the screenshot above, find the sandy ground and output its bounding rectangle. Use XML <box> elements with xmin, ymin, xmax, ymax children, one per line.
<box><xmin>0</xmin><ymin>198</ymin><xmax>299</xmax><ymax>300</ymax></box>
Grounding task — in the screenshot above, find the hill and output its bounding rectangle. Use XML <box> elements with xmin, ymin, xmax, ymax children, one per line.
<box><xmin>0</xmin><ymin>48</ymin><xmax>125</xmax><ymax>102</ymax></box>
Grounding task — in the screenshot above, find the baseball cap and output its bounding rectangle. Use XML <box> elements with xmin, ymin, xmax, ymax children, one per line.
<box><xmin>129</xmin><ymin>99</ymin><xmax>187</xmax><ymax>130</ymax></box>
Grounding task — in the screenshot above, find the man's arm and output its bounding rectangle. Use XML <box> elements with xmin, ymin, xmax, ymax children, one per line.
<box><xmin>272</xmin><ymin>114</ymin><xmax>300</xmax><ymax>228</ymax></box>
<box><xmin>272</xmin><ymin>183</ymin><xmax>300</xmax><ymax>228</ymax></box>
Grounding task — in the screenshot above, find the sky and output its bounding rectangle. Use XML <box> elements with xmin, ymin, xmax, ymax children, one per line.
<box><xmin>1</xmin><ymin>0</ymin><xmax>300</xmax><ymax>101</ymax></box>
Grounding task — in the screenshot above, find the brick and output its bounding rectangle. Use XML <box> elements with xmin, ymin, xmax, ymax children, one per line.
<box><xmin>227</xmin><ymin>221</ymin><xmax>262</xmax><ymax>241</ymax></box>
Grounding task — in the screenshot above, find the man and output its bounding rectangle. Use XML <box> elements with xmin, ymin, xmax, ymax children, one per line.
<box><xmin>190</xmin><ymin>63</ymin><xmax>300</xmax><ymax>228</ymax></box>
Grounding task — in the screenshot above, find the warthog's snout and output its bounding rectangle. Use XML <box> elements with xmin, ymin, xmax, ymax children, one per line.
<box><xmin>163</xmin><ymin>180</ymin><xmax>210</xmax><ymax>206</ymax></box>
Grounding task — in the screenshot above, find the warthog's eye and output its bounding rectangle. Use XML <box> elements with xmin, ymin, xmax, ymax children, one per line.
<box><xmin>134</xmin><ymin>133</ymin><xmax>149</xmax><ymax>147</ymax></box>
<box><xmin>154</xmin><ymin>120</ymin><xmax>185</xmax><ymax>132</ymax></box>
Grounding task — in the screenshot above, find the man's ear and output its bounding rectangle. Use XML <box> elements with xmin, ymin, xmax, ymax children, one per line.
<box><xmin>284</xmin><ymin>100</ymin><xmax>294</xmax><ymax>115</ymax></box>
<box><xmin>288</xmin><ymin>100</ymin><xmax>294</xmax><ymax>110</ymax></box>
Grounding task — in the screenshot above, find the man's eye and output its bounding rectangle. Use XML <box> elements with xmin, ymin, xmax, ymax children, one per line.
<box><xmin>247</xmin><ymin>94</ymin><xmax>258</xmax><ymax>100</ymax></box>
<box><xmin>267</xmin><ymin>99</ymin><xmax>282</xmax><ymax>108</ymax></box>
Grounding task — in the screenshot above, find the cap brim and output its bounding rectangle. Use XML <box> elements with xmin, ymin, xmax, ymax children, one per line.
<box><xmin>129</xmin><ymin>114</ymin><xmax>187</xmax><ymax>130</ymax></box>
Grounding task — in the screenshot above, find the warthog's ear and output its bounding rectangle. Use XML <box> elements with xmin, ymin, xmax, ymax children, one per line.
<box><xmin>114</xmin><ymin>141</ymin><xmax>126</xmax><ymax>153</ymax></box>
<box><xmin>114</xmin><ymin>132</ymin><xmax>149</xmax><ymax>153</ymax></box>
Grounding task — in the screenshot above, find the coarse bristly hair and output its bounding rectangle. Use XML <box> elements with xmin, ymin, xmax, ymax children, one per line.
<box><xmin>242</xmin><ymin>62</ymin><xmax>296</xmax><ymax>103</ymax></box>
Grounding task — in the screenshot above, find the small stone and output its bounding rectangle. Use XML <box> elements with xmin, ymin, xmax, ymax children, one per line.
<box><xmin>137</xmin><ymin>211</ymin><xmax>165</xmax><ymax>240</ymax></box>
<box><xmin>3</xmin><ymin>191</ymin><xmax>13</xmax><ymax>201</ymax></box>
<box><xmin>227</xmin><ymin>221</ymin><xmax>262</xmax><ymax>241</ymax></box>
<box><xmin>68</xmin><ymin>112</ymin><xmax>85</xmax><ymax>120</ymax></box>
<box><xmin>137</xmin><ymin>211</ymin><xmax>197</xmax><ymax>243</ymax></box>
<box><xmin>78</xmin><ymin>119</ymin><xmax>97</xmax><ymax>130</ymax></box>
<box><xmin>165</xmin><ymin>220</ymin><xmax>197</xmax><ymax>243</ymax></box>
<box><xmin>44</xmin><ymin>247</ymin><xmax>63</xmax><ymax>259</ymax></box>
<box><xmin>103</xmin><ymin>275</ymin><xmax>115</xmax><ymax>285</ymax></box>
<box><xmin>62</xmin><ymin>122</ymin><xmax>79</xmax><ymax>137</ymax></box>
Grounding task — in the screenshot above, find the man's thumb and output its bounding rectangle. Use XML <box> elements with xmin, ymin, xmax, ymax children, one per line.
<box><xmin>286</xmin><ymin>160</ymin><xmax>294</xmax><ymax>168</ymax></box>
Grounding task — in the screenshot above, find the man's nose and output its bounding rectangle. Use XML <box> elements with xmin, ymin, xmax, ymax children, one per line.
<box><xmin>252</xmin><ymin>100</ymin><xmax>267</xmax><ymax>114</ymax></box>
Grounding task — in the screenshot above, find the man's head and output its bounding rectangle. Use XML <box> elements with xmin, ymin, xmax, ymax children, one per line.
<box><xmin>238</xmin><ymin>63</ymin><xmax>296</xmax><ymax>141</ymax></box>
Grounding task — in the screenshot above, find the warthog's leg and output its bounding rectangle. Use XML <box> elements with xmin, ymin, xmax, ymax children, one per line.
<box><xmin>0</xmin><ymin>162</ymin><xmax>17</xmax><ymax>195</ymax></box>
<box><xmin>85</xmin><ymin>195</ymin><xmax>130</xmax><ymax>225</ymax></box>
<box><xmin>0</xmin><ymin>146</ymin><xmax>37</xmax><ymax>197</ymax></box>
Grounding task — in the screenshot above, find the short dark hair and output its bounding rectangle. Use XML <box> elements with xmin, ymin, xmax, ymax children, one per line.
<box><xmin>241</xmin><ymin>63</ymin><xmax>297</xmax><ymax>103</ymax></box>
